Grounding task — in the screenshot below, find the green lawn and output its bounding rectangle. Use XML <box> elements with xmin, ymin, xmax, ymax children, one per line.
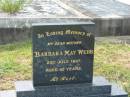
<box><xmin>0</xmin><ymin>40</ymin><xmax>130</xmax><ymax>96</ymax></box>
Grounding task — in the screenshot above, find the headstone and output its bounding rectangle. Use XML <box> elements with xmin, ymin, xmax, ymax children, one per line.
<box><xmin>14</xmin><ymin>22</ymin><xmax>128</xmax><ymax>97</ymax></box>
<box><xmin>32</xmin><ymin>22</ymin><xmax>94</xmax><ymax>86</ymax></box>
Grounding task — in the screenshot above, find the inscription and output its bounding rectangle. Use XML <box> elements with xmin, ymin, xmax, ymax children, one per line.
<box><xmin>34</xmin><ymin>50</ymin><xmax>94</xmax><ymax>57</ymax></box>
<box><xmin>48</xmin><ymin>41</ymin><xmax>82</xmax><ymax>46</ymax></box>
<box><xmin>50</xmin><ymin>76</ymin><xmax>76</xmax><ymax>82</ymax></box>
<box><xmin>33</xmin><ymin>23</ymin><xmax>94</xmax><ymax>86</ymax></box>
<box><xmin>47</xmin><ymin>59</ymin><xmax>80</xmax><ymax>65</ymax></box>
<box><xmin>37</xmin><ymin>29</ymin><xmax>92</xmax><ymax>38</ymax></box>
<box><xmin>45</xmin><ymin>66</ymin><xmax>82</xmax><ymax>73</ymax></box>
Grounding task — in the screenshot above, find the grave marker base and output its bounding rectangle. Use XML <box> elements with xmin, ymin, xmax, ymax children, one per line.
<box><xmin>15</xmin><ymin>76</ymin><xmax>128</xmax><ymax>97</ymax></box>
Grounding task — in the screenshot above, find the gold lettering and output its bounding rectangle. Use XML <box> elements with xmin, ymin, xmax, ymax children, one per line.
<box><xmin>46</xmin><ymin>68</ymin><xmax>58</xmax><ymax>72</ymax></box>
<box><xmin>66</xmin><ymin>41</ymin><xmax>82</xmax><ymax>45</ymax></box>
<box><xmin>34</xmin><ymin>50</ymin><xmax>93</xmax><ymax>57</ymax></box>
<box><xmin>46</xmin><ymin>31</ymin><xmax>64</xmax><ymax>36</ymax></box>
<box><xmin>65</xmin><ymin>30</ymin><xmax>85</xmax><ymax>36</ymax></box>
<box><xmin>33</xmin><ymin>52</ymin><xmax>40</xmax><ymax>57</ymax></box>
<box><xmin>48</xmin><ymin>42</ymin><xmax>53</xmax><ymax>46</ymax></box>
<box><xmin>47</xmin><ymin>61</ymin><xmax>56</xmax><ymax>65</ymax></box>
<box><xmin>66</xmin><ymin>66</ymin><xmax>81</xmax><ymax>71</ymax></box>
<box><xmin>60</xmin><ymin>76</ymin><xmax>76</xmax><ymax>81</ymax></box>
<box><xmin>50</xmin><ymin>76</ymin><xmax>77</xmax><ymax>81</ymax></box>
<box><xmin>71</xmin><ymin>59</ymin><xmax>81</xmax><ymax>63</ymax></box>
<box><xmin>59</xmin><ymin>68</ymin><xmax>65</xmax><ymax>72</ymax></box>
<box><xmin>33</xmin><ymin>51</ymin><xmax>63</xmax><ymax>57</ymax></box>
<box><xmin>50</xmin><ymin>77</ymin><xmax>58</xmax><ymax>82</ymax></box>
<box><xmin>37</xmin><ymin>34</ymin><xmax>45</xmax><ymax>38</ymax></box>
<box><xmin>86</xmin><ymin>32</ymin><xmax>92</xmax><ymax>37</ymax></box>
<box><xmin>78</xmin><ymin>50</ymin><xmax>94</xmax><ymax>55</ymax></box>
<box><xmin>64</xmin><ymin>50</ymin><xmax>76</xmax><ymax>56</ymax></box>
<box><xmin>58</xmin><ymin>60</ymin><xmax>69</xmax><ymax>64</ymax></box>
<box><xmin>37</xmin><ymin>31</ymin><xmax>92</xmax><ymax>39</ymax></box>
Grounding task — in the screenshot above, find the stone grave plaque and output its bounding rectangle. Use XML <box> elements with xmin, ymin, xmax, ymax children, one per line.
<box><xmin>0</xmin><ymin>22</ymin><xmax>128</xmax><ymax>97</ymax></box>
<box><xmin>32</xmin><ymin>22</ymin><xmax>95</xmax><ymax>86</ymax></box>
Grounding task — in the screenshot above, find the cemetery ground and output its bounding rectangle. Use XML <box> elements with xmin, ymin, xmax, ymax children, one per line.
<box><xmin>0</xmin><ymin>38</ymin><xmax>130</xmax><ymax>96</ymax></box>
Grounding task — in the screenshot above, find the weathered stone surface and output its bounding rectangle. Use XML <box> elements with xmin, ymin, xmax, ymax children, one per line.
<box><xmin>60</xmin><ymin>0</ymin><xmax>130</xmax><ymax>18</ymax></box>
<box><xmin>60</xmin><ymin>0</ymin><xmax>130</xmax><ymax>36</ymax></box>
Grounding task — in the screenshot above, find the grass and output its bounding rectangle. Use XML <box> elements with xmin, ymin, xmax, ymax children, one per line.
<box><xmin>0</xmin><ymin>40</ymin><xmax>130</xmax><ymax>96</ymax></box>
<box><xmin>94</xmin><ymin>41</ymin><xmax>130</xmax><ymax>96</ymax></box>
<box><xmin>0</xmin><ymin>41</ymin><xmax>32</xmax><ymax>90</ymax></box>
<box><xmin>0</xmin><ymin>0</ymin><xmax>30</xmax><ymax>14</ymax></box>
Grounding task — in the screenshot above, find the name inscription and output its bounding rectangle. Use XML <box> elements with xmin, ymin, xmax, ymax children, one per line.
<box><xmin>34</xmin><ymin>50</ymin><xmax>94</xmax><ymax>57</ymax></box>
